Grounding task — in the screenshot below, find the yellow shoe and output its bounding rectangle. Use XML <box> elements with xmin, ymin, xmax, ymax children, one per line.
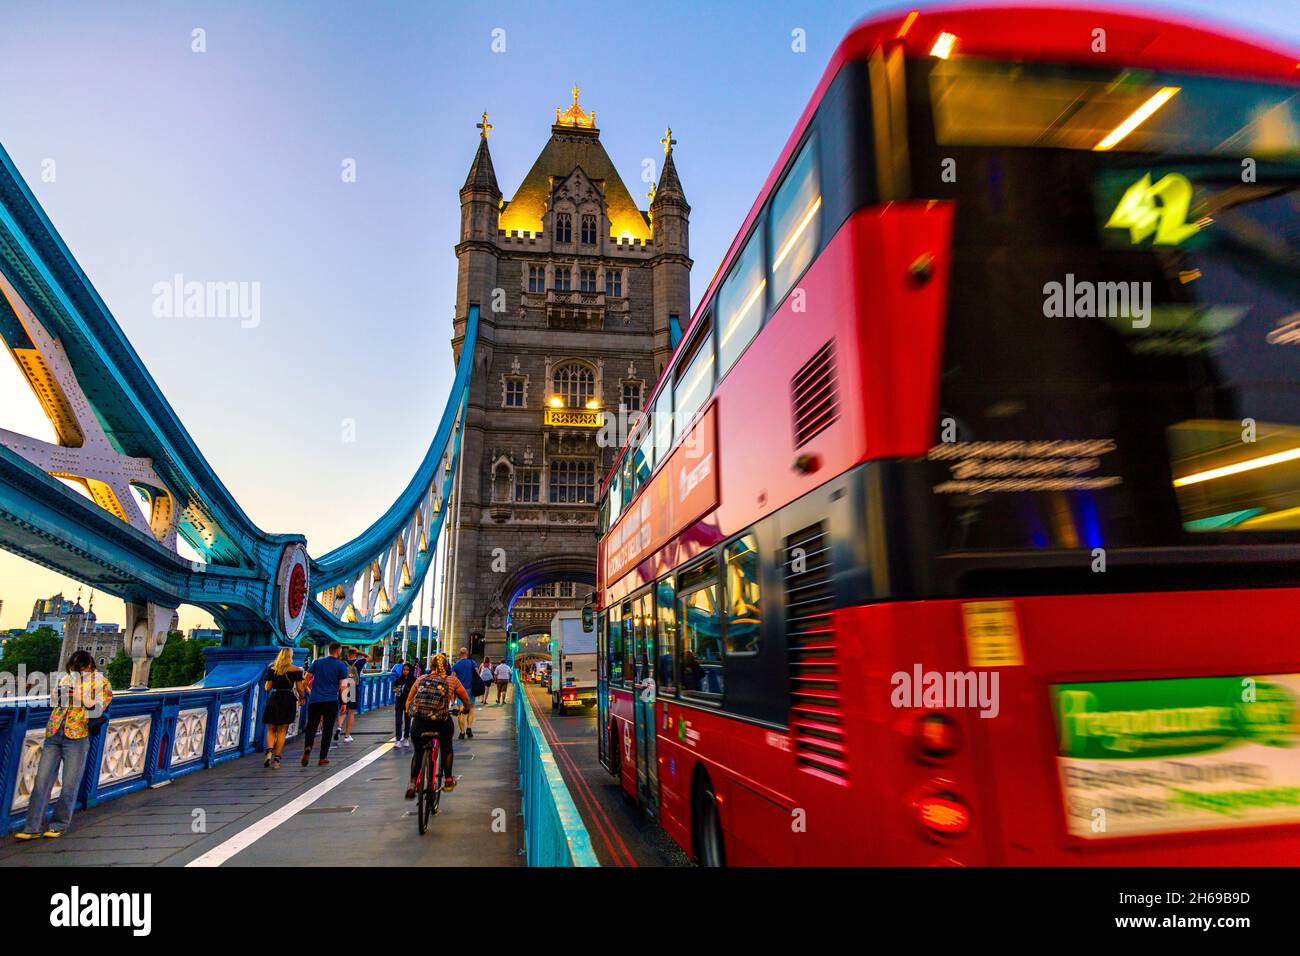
<box><xmin>43</xmin><ymin>831</ymin><xmax>63</xmax><ymax>839</ymax></box>
<box><xmin>443</xmin><ymin>777</ymin><xmax>457</xmax><ymax>792</ymax></box>
<box><xmin>13</xmin><ymin>832</ymin><xmax>41</xmax><ymax>840</ymax></box>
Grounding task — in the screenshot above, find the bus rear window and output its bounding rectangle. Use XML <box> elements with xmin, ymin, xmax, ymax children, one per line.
<box><xmin>909</xmin><ymin>60</ymin><xmax>1300</xmax><ymax>552</ymax></box>
<box><xmin>930</xmin><ymin>58</ymin><xmax>1300</xmax><ymax>157</ymax></box>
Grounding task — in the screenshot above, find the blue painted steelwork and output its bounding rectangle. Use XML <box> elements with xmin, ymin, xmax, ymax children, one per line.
<box><xmin>0</xmin><ymin>650</ymin><xmax>395</xmax><ymax>833</ymax></box>
<box><xmin>0</xmin><ymin>134</ymin><xmax>478</xmax><ymax>648</ymax></box>
<box><xmin>512</xmin><ymin>671</ymin><xmax>599</xmax><ymax>867</ymax></box>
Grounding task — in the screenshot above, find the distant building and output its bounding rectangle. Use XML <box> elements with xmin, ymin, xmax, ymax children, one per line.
<box><xmin>26</xmin><ymin>591</ymin><xmax>125</xmax><ymax>669</ymax></box>
<box><xmin>188</xmin><ymin>628</ymin><xmax>222</xmax><ymax>642</ymax></box>
<box><xmin>25</xmin><ymin>592</ymin><xmax>76</xmax><ymax>634</ymax></box>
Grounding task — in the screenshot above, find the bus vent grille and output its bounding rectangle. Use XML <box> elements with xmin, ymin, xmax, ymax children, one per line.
<box><xmin>783</xmin><ymin>522</ymin><xmax>848</xmax><ymax>785</ymax></box>
<box><xmin>791</xmin><ymin>341</ymin><xmax>839</xmax><ymax>448</ymax></box>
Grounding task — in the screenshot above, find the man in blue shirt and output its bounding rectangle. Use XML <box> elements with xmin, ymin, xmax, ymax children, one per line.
<box><xmin>450</xmin><ymin>647</ymin><xmax>477</xmax><ymax>740</ymax></box>
<box><xmin>302</xmin><ymin>642</ymin><xmax>350</xmax><ymax>766</ymax></box>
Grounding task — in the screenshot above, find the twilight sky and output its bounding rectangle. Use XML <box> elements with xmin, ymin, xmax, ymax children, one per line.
<box><xmin>0</xmin><ymin>0</ymin><xmax>1297</xmax><ymax>632</ymax></box>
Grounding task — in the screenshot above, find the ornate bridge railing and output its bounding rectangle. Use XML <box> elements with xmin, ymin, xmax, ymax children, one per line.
<box><xmin>0</xmin><ymin>652</ymin><xmax>395</xmax><ymax>833</ymax></box>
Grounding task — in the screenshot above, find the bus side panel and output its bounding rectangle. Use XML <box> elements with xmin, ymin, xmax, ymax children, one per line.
<box><xmin>609</xmin><ymin>687</ymin><xmax>636</xmax><ymax>799</ymax></box>
<box><xmin>655</xmin><ymin>701</ymin><xmax>690</xmax><ymax>847</ymax></box>
<box><xmin>658</xmin><ymin>702</ymin><xmax>799</xmax><ymax>865</ymax></box>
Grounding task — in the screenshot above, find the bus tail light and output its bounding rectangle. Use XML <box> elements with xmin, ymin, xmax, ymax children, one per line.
<box><xmin>910</xmin><ymin>782</ymin><xmax>972</xmax><ymax>840</ymax></box>
<box><xmin>911</xmin><ymin>712</ymin><xmax>962</xmax><ymax>762</ymax></box>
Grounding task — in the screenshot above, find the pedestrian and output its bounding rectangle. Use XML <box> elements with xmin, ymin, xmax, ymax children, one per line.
<box><xmin>494</xmin><ymin>659</ymin><xmax>512</xmax><ymax>704</ymax></box>
<box><xmin>302</xmin><ymin>642</ymin><xmax>349</xmax><ymax>766</ymax></box>
<box><xmin>477</xmin><ymin>657</ymin><xmax>493</xmax><ymax>706</ymax></box>
<box><xmin>450</xmin><ymin>647</ymin><xmax>477</xmax><ymax>740</ymax></box>
<box><xmin>15</xmin><ymin>651</ymin><xmax>112</xmax><ymax>840</ymax></box>
<box><xmin>393</xmin><ymin>662</ymin><xmax>416</xmax><ymax>747</ymax></box>
<box><xmin>263</xmin><ymin>648</ymin><xmax>304</xmax><ymax>768</ymax></box>
<box><xmin>335</xmin><ymin>647</ymin><xmax>367</xmax><ymax>744</ymax></box>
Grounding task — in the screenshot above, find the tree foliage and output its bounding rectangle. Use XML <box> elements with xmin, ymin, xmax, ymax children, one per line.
<box><xmin>105</xmin><ymin>649</ymin><xmax>133</xmax><ymax>689</ymax></box>
<box><xmin>148</xmin><ymin>633</ymin><xmax>219</xmax><ymax>689</ymax></box>
<box><xmin>0</xmin><ymin>627</ymin><xmax>61</xmax><ymax>676</ymax></box>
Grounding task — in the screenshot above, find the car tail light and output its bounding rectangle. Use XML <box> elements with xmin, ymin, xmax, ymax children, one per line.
<box><xmin>910</xmin><ymin>782</ymin><xmax>972</xmax><ymax>841</ymax></box>
<box><xmin>911</xmin><ymin>712</ymin><xmax>962</xmax><ymax>762</ymax></box>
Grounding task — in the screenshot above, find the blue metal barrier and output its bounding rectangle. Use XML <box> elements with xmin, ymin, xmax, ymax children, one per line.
<box><xmin>512</xmin><ymin>671</ymin><xmax>599</xmax><ymax>867</ymax></box>
<box><xmin>0</xmin><ymin>649</ymin><xmax>394</xmax><ymax>833</ymax></box>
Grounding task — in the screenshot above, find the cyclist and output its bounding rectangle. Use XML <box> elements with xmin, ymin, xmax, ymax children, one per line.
<box><xmin>404</xmin><ymin>652</ymin><xmax>470</xmax><ymax>799</ymax></box>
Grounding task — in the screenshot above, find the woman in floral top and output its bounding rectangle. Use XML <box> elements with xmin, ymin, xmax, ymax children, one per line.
<box><xmin>15</xmin><ymin>650</ymin><xmax>113</xmax><ymax>840</ymax></box>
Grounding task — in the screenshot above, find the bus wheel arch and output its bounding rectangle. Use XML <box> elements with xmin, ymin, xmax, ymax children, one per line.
<box><xmin>691</xmin><ymin>767</ymin><xmax>726</xmax><ymax>867</ymax></box>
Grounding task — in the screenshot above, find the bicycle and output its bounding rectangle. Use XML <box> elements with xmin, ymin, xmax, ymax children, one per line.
<box><xmin>414</xmin><ymin>730</ymin><xmax>443</xmax><ymax>834</ymax></box>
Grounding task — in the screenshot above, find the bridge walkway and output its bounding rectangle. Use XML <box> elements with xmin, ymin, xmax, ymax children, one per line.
<box><xmin>0</xmin><ymin>697</ymin><xmax>523</xmax><ymax>867</ymax></box>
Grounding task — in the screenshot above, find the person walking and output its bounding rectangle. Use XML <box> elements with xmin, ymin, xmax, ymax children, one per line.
<box><xmin>393</xmin><ymin>662</ymin><xmax>417</xmax><ymax>748</ymax></box>
<box><xmin>302</xmin><ymin>642</ymin><xmax>349</xmax><ymax>766</ymax></box>
<box><xmin>15</xmin><ymin>651</ymin><xmax>112</xmax><ymax>840</ymax></box>
<box><xmin>262</xmin><ymin>648</ymin><xmax>304</xmax><ymax>768</ymax></box>
<box><xmin>477</xmin><ymin>657</ymin><xmax>493</xmax><ymax>706</ymax></box>
<box><xmin>450</xmin><ymin>647</ymin><xmax>477</xmax><ymax>740</ymax></box>
<box><xmin>405</xmin><ymin>653</ymin><xmax>471</xmax><ymax>798</ymax></box>
<box><xmin>494</xmin><ymin>659</ymin><xmax>512</xmax><ymax>704</ymax></box>
<box><xmin>335</xmin><ymin>648</ymin><xmax>367</xmax><ymax>744</ymax></box>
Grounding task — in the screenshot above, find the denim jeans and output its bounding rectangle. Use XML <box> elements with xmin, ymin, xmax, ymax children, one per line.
<box><xmin>23</xmin><ymin>729</ymin><xmax>91</xmax><ymax>835</ymax></box>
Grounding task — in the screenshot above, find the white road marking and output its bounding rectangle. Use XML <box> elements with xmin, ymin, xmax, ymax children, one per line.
<box><xmin>185</xmin><ymin>740</ymin><xmax>397</xmax><ymax>867</ymax></box>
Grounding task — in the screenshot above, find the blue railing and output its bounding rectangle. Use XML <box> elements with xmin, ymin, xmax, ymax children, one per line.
<box><xmin>513</xmin><ymin>671</ymin><xmax>599</xmax><ymax>867</ymax></box>
<box><xmin>0</xmin><ymin>648</ymin><xmax>394</xmax><ymax>833</ymax></box>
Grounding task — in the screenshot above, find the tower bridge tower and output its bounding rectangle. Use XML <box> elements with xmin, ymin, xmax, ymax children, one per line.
<box><xmin>449</xmin><ymin>88</ymin><xmax>691</xmax><ymax>662</ymax></box>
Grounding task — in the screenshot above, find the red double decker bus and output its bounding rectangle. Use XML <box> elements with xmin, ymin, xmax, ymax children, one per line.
<box><xmin>594</xmin><ymin>5</ymin><xmax>1300</xmax><ymax>865</ymax></box>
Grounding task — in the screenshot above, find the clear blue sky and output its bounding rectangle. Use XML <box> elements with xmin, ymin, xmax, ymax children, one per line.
<box><xmin>0</xmin><ymin>0</ymin><xmax>1296</xmax><ymax>631</ymax></box>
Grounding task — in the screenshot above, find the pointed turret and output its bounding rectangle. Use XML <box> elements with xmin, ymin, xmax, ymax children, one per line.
<box><xmin>462</xmin><ymin>114</ymin><xmax>501</xmax><ymax>195</ymax></box>
<box><xmin>460</xmin><ymin>112</ymin><xmax>502</xmax><ymax>245</ymax></box>
<box><xmin>649</xmin><ymin>127</ymin><xmax>691</xmax><ymax>377</ymax></box>
<box><xmin>652</xmin><ymin>145</ymin><xmax>686</xmax><ymax>206</ymax></box>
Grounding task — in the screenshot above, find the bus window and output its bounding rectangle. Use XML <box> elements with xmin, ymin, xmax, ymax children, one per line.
<box><xmin>633</xmin><ymin>590</ymin><xmax>654</xmax><ymax>683</ymax></box>
<box><xmin>608</xmin><ymin>472</ymin><xmax>622</xmax><ymax>526</ymax></box>
<box><xmin>620</xmin><ymin>455</ymin><xmax>634</xmax><ymax>510</ymax></box>
<box><xmin>635</xmin><ymin>417</ymin><xmax>655</xmax><ymax>485</ymax></box>
<box><xmin>653</xmin><ymin>386</ymin><xmax>673</xmax><ymax>466</ymax></box>
<box><xmin>674</xmin><ymin>331</ymin><xmax>714</xmax><ymax>438</ymax></box>
<box><xmin>679</xmin><ymin>555</ymin><xmax>723</xmax><ymax>697</ymax></box>
<box><xmin>717</xmin><ymin>225</ymin><xmax>767</xmax><ymax>379</ymax></box>
<box><xmin>723</xmin><ymin>534</ymin><xmax>761</xmax><ymax>655</ymax></box>
<box><xmin>768</xmin><ymin>135</ymin><xmax>821</xmax><ymax>307</ymax></box>
<box><xmin>655</xmin><ymin>576</ymin><xmax>678</xmax><ymax>693</ymax></box>
<box><xmin>621</xmin><ymin>601</ymin><xmax>636</xmax><ymax>687</ymax></box>
<box><xmin>609</xmin><ymin>609</ymin><xmax>624</xmax><ymax>684</ymax></box>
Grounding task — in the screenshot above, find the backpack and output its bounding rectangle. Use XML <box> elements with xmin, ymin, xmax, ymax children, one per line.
<box><xmin>471</xmin><ymin>667</ymin><xmax>486</xmax><ymax>698</ymax></box>
<box><xmin>409</xmin><ymin>675</ymin><xmax>451</xmax><ymax>721</ymax></box>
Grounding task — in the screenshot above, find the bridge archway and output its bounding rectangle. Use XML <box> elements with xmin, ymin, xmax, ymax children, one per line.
<box><xmin>482</xmin><ymin>553</ymin><xmax>594</xmax><ymax>662</ymax></box>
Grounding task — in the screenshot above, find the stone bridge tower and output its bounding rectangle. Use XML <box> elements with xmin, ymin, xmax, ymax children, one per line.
<box><xmin>448</xmin><ymin>89</ymin><xmax>690</xmax><ymax>662</ymax></box>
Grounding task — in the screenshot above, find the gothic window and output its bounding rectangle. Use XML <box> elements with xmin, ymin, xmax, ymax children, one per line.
<box><xmin>528</xmin><ymin>266</ymin><xmax>544</xmax><ymax>293</ymax></box>
<box><xmin>622</xmin><ymin>380</ymin><xmax>643</xmax><ymax>412</ymax></box>
<box><xmin>559</xmin><ymin>581</ymin><xmax>575</xmax><ymax>597</ymax></box>
<box><xmin>556</xmin><ymin>212</ymin><xmax>572</xmax><ymax>244</ymax></box>
<box><xmin>580</xmin><ymin>214</ymin><xmax>597</xmax><ymax>244</ymax></box>
<box><xmin>554</xmin><ymin>268</ymin><xmax>571</xmax><ymax>291</ymax></box>
<box><xmin>604</xmin><ymin>270</ymin><xmax>623</xmax><ymax>297</ymax></box>
<box><xmin>515</xmin><ymin>466</ymin><xmax>540</xmax><ymax>502</ymax></box>
<box><xmin>552</xmin><ymin>361</ymin><xmax>595</xmax><ymax>407</ymax></box>
<box><xmin>549</xmin><ymin>459</ymin><xmax>596</xmax><ymax>504</ymax></box>
<box><xmin>504</xmin><ymin>377</ymin><xmax>526</xmax><ymax>407</ymax></box>
<box><xmin>580</xmin><ymin>268</ymin><xmax>597</xmax><ymax>293</ymax></box>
